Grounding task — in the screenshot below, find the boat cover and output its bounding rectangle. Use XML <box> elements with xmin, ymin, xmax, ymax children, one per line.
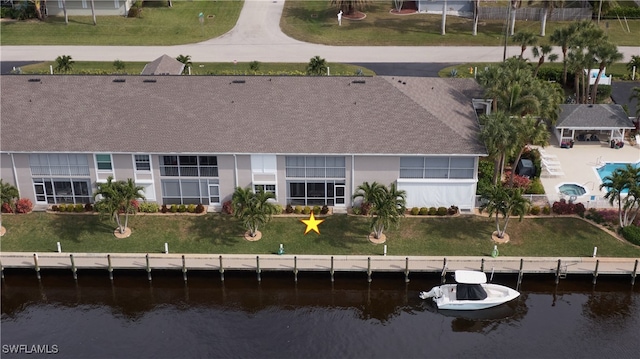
<box><xmin>456</xmin><ymin>284</ymin><xmax>488</xmax><ymax>300</ymax></box>
<box><xmin>454</xmin><ymin>270</ymin><xmax>487</xmax><ymax>284</ymax></box>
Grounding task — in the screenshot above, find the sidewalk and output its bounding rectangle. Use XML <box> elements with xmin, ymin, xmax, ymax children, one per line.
<box><xmin>1</xmin><ymin>0</ymin><xmax>638</xmax><ymax>63</ymax></box>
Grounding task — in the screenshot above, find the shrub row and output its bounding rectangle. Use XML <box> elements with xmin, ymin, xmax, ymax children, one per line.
<box><xmin>551</xmin><ymin>199</ymin><xmax>586</xmax><ymax>217</ymax></box>
<box><xmin>51</xmin><ymin>203</ymin><xmax>92</xmax><ymax>213</ymax></box>
<box><xmin>285</xmin><ymin>205</ymin><xmax>329</xmax><ymax>215</ymax></box>
<box><xmin>409</xmin><ymin>206</ymin><xmax>459</xmax><ymax>216</ymax></box>
<box><xmin>160</xmin><ymin>204</ymin><xmax>206</xmax><ymax>214</ymax></box>
<box><xmin>1</xmin><ymin>198</ymin><xmax>34</xmax><ymax>214</ymax></box>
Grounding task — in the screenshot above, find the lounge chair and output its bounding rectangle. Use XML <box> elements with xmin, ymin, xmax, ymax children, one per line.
<box><xmin>541</xmin><ymin>167</ymin><xmax>565</xmax><ymax>177</ymax></box>
<box><xmin>635</xmin><ymin>134</ymin><xmax>640</xmax><ymax>148</ymax></box>
<box><xmin>536</xmin><ymin>148</ymin><xmax>559</xmax><ymax>160</ymax></box>
<box><xmin>541</xmin><ymin>158</ymin><xmax>561</xmax><ymax>167</ymax></box>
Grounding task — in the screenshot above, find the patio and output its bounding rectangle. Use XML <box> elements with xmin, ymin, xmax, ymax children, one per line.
<box><xmin>533</xmin><ymin>141</ymin><xmax>640</xmax><ymax>208</ymax></box>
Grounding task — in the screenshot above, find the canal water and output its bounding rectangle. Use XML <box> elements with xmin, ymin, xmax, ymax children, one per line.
<box><xmin>2</xmin><ymin>270</ymin><xmax>640</xmax><ymax>359</ymax></box>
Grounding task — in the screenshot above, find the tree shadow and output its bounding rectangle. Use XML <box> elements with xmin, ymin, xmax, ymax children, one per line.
<box><xmin>186</xmin><ymin>213</ymin><xmax>245</xmax><ymax>247</ymax></box>
<box><xmin>48</xmin><ymin>213</ymin><xmax>113</xmax><ymax>244</ymax></box>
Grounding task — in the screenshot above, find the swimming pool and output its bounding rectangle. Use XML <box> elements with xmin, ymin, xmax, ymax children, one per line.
<box><xmin>596</xmin><ymin>162</ymin><xmax>639</xmax><ymax>193</ymax></box>
<box><xmin>597</xmin><ymin>162</ymin><xmax>640</xmax><ymax>180</ymax></box>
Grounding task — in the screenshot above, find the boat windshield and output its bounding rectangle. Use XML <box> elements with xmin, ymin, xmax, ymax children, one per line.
<box><xmin>456</xmin><ymin>284</ymin><xmax>488</xmax><ymax>300</ymax></box>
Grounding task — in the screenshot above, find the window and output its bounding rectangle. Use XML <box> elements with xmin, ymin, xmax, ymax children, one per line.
<box><xmin>400</xmin><ymin>157</ymin><xmax>475</xmax><ymax>179</ymax></box>
<box><xmin>161</xmin><ymin>179</ymin><xmax>219</xmax><ymax>205</ymax></box>
<box><xmin>134</xmin><ymin>155</ymin><xmax>151</xmax><ymax>171</ymax></box>
<box><xmin>285</xmin><ymin>156</ymin><xmax>345</xmax><ymax>178</ymax></box>
<box><xmin>33</xmin><ymin>178</ymin><xmax>91</xmax><ymax>204</ymax></box>
<box><xmin>160</xmin><ymin>155</ymin><xmax>218</xmax><ymax>177</ymax></box>
<box><xmin>286</xmin><ymin>180</ymin><xmax>344</xmax><ymax>206</ymax></box>
<box><xmin>95</xmin><ymin>154</ymin><xmax>112</xmax><ymax>171</ymax></box>
<box><xmin>254</xmin><ymin>184</ymin><xmax>276</xmax><ymax>196</ymax></box>
<box><xmin>30</xmin><ymin>154</ymin><xmax>90</xmax><ymax>176</ymax></box>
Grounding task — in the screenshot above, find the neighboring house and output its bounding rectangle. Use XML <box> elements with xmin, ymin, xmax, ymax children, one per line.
<box><xmin>0</xmin><ymin>75</ymin><xmax>487</xmax><ymax>212</ymax></box>
<box><xmin>45</xmin><ymin>0</ymin><xmax>135</xmax><ymax>17</ymax></box>
<box><xmin>554</xmin><ymin>104</ymin><xmax>635</xmax><ymax>145</ymax></box>
<box><xmin>141</xmin><ymin>55</ymin><xmax>185</xmax><ymax>76</ymax></box>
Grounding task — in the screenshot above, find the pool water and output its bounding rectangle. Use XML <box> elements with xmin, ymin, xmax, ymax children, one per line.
<box><xmin>558</xmin><ymin>183</ymin><xmax>587</xmax><ymax>196</ymax></box>
<box><xmin>597</xmin><ymin>162</ymin><xmax>640</xmax><ymax>180</ymax></box>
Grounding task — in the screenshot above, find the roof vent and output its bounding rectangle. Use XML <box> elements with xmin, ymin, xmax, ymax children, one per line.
<box><xmin>113</xmin><ymin>78</ymin><xmax>126</xmax><ymax>83</ymax></box>
<box><xmin>143</xmin><ymin>79</ymin><xmax>157</xmax><ymax>83</ymax></box>
<box><xmin>28</xmin><ymin>78</ymin><xmax>41</xmax><ymax>83</ymax></box>
<box><xmin>351</xmin><ymin>80</ymin><xmax>366</xmax><ymax>84</ymax></box>
<box><xmin>232</xmin><ymin>80</ymin><xmax>246</xmax><ymax>84</ymax></box>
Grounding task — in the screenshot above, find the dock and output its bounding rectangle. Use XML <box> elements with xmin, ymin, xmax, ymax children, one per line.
<box><xmin>1</xmin><ymin>252</ymin><xmax>638</xmax><ymax>286</ymax></box>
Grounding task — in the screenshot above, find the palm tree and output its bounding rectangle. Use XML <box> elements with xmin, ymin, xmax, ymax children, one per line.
<box><xmin>441</xmin><ymin>0</ymin><xmax>448</xmax><ymax>36</ymax></box>
<box><xmin>627</xmin><ymin>55</ymin><xmax>640</xmax><ymax>79</ymax></box>
<box><xmin>480</xmin><ymin>185</ymin><xmax>530</xmax><ymax>239</ymax></box>
<box><xmin>352</xmin><ymin>181</ymin><xmax>385</xmax><ymax>215</ymax></box>
<box><xmin>536</xmin><ymin>0</ymin><xmax>564</xmax><ymax>37</ymax></box>
<box><xmin>550</xmin><ymin>25</ymin><xmax>573</xmax><ymax>86</ymax></box>
<box><xmin>176</xmin><ymin>54</ymin><xmax>192</xmax><ymax>75</ymax></box>
<box><xmin>61</xmin><ymin>0</ymin><xmax>68</xmax><ymax>24</ymax></box>
<box><xmin>600</xmin><ymin>165</ymin><xmax>640</xmax><ymax>228</ymax></box>
<box><xmin>507</xmin><ymin>116</ymin><xmax>549</xmax><ymax>187</ymax></box>
<box><xmin>509</xmin><ymin>0</ymin><xmax>523</xmax><ymax>36</ymax></box>
<box><xmin>330</xmin><ymin>0</ymin><xmax>368</xmax><ymax>16</ymax></box>
<box><xmin>54</xmin><ymin>55</ymin><xmax>74</xmax><ymax>73</ymax></box>
<box><xmin>531</xmin><ymin>44</ymin><xmax>558</xmax><ymax>78</ymax></box>
<box><xmin>90</xmin><ymin>0</ymin><xmax>96</xmax><ymax>25</ymax></box>
<box><xmin>232</xmin><ymin>187</ymin><xmax>277</xmax><ymax>238</ymax></box>
<box><xmin>480</xmin><ymin>112</ymin><xmax>517</xmax><ymax>185</ymax></box>
<box><xmin>472</xmin><ymin>0</ymin><xmax>480</xmax><ymax>36</ymax></box>
<box><xmin>94</xmin><ymin>177</ymin><xmax>145</xmax><ymax>235</ymax></box>
<box><xmin>306</xmin><ymin>55</ymin><xmax>327</xmax><ymax>76</ymax></box>
<box><xmin>512</xmin><ymin>31</ymin><xmax>538</xmax><ymax>59</ymax></box>
<box><xmin>369</xmin><ymin>183</ymin><xmax>406</xmax><ymax>240</ymax></box>
<box><xmin>589</xmin><ymin>41</ymin><xmax>622</xmax><ymax>104</ymax></box>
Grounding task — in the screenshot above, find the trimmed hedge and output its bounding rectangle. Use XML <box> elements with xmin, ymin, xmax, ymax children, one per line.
<box><xmin>621</xmin><ymin>225</ymin><xmax>640</xmax><ymax>246</ymax></box>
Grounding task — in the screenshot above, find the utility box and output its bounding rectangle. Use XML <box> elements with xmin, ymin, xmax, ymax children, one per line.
<box><xmin>516</xmin><ymin>159</ymin><xmax>535</xmax><ymax>178</ymax></box>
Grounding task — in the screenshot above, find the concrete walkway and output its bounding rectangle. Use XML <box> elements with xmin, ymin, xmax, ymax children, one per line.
<box><xmin>1</xmin><ymin>0</ymin><xmax>638</xmax><ymax>63</ymax></box>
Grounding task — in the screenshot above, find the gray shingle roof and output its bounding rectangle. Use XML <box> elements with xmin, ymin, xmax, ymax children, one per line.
<box><xmin>140</xmin><ymin>55</ymin><xmax>185</xmax><ymax>76</ymax></box>
<box><xmin>0</xmin><ymin>75</ymin><xmax>486</xmax><ymax>155</ymax></box>
<box><xmin>556</xmin><ymin>104</ymin><xmax>635</xmax><ymax>129</ymax></box>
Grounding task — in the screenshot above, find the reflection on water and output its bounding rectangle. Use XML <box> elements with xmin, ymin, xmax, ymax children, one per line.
<box><xmin>2</xmin><ymin>270</ymin><xmax>640</xmax><ymax>358</ymax></box>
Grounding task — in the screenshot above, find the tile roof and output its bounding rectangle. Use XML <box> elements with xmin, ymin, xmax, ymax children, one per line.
<box><xmin>0</xmin><ymin>75</ymin><xmax>486</xmax><ymax>155</ymax></box>
<box><xmin>556</xmin><ymin>104</ymin><xmax>635</xmax><ymax>129</ymax></box>
<box><xmin>140</xmin><ymin>54</ymin><xmax>185</xmax><ymax>76</ymax></box>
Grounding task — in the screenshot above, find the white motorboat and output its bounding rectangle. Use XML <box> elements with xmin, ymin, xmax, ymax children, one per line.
<box><xmin>419</xmin><ymin>270</ymin><xmax>520</xmax><ymax>310</ymax></box>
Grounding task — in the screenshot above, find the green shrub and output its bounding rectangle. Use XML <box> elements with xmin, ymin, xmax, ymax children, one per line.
<box><xmin>428</xmin><ymin>207</ymin><xmax>437</xmax><ymax>215</ymax></box>
<box><xmin>294</xmin><ymin>205</ymin><xmax>303</xmax><ymax>214</ymax></box>
<box><xmin>525</xmin><ymin>178</ymin><xmax>545</xmax><ymax>195</ymax></box>
<box><xmin>312</xmin><ymin>206</ymin><xmax>321</xmax><ymax>215</ymax></box>
<box><xmin>595</xmin><ymin>85</ymin><xmax>612</xmax><ymax>103</ymax></box>
<box><xmin>542</xmin><ymin>205</ymin><xmax>551</xmax><ymax>215</ymax></box>
<box><xmin>75</xmin><ymin>204</ymin><xmax>84</xmax><ymax>213</ymax></box>
<box><xmin>419</xmin><ymin>207</ymin><xmax>428</xmax><ymax>215</ymax></box>
<box><xmin>437</xmin><ymin>207</ymin><xmax>448</xmax><ymax>216</ymax></box>
<box><xmin>58</xmin><ymin>204</ymin><xmax>67</xmax><ymax>212</ymax></box>
<box><xmin>352</xmin><ymin>207</ymin><xmax>362</xmax><ymax>215</ymax></box>
<box><xmin>303</xmin><ymin>206</ymin><xmax>311</xmax><ymax>215</ymax></box>
<box><xmin>274</xmin><ymin>204</ymin><xmax>284</xmax><ymax>215</ymax></box>
<box><xmin>536</xmin><ymin>67</ymin><xmax>563</xmax><ymax>82</ymax></box>
<box><xmin>621</xmin><ymin>225</ymin><xmax>640</xmax><ymax>246</ymax></box>
<box><xmin>410</xmin><ymin>207</ymin><xmax>420</xmax><ymax>215</ymax></box>
<box><xmin>530</xmin><ymin>206</ymin><xmax>541</xmax><ymax>215</ymax></box>
<box><xmin>178</xmin><ymin>204</ymin><xmax>187</xmax><ymax>213</ymax></box>
<box><xmin>187</xmin><ymin>204</ymin><xmax>196</xmax><ymax>213</ymax></box>
<box><xmin>170</xmin><ymin>204</ymin><xmax>178</xmax><ymax>213</ymax></box>
<box><xmin>139</xmin><ymin>202</ymin><xmax>160</xmax><ymax>213</ymax></box>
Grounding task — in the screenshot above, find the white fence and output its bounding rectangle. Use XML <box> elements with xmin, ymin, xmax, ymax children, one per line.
<box><xmin>478</xmin><ymin>7</ymin><xmax>592</xmax><ymax>21</ymax></box>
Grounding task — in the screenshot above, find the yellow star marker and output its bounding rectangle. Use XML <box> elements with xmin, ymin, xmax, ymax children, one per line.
<box><xmin>300</xmin><ymin>212</ymin><xmax>325</xmax><ymax>235</ymax></box>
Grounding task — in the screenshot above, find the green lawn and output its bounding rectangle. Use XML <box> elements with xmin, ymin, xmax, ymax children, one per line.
<box><xmin>1</xmin><ymin>213</ymin><xmax>639</xmax><ymax>257</ymax></box>
<box><xmin>0</xmin><ymin>1</ymin><xmax>244</xmax><ymax>45</ymax></box>
<box><xmin>17</xmin><ymin>61</ymin><xmax>377</xmax><ymax>77</ymax></box>
<box><xmin>280</xmin><ymin>1</ymin><xmax>640</xmax><ymax>47</ymax></box>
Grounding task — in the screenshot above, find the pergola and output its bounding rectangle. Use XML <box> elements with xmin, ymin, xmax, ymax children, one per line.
<box><xmin>554</xmin><ymin>104</ymin><xmax>635</xmax><ymax>146</ymax></box>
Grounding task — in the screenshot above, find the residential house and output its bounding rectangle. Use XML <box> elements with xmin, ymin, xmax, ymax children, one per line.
<box><xmin>0</xmin><ymin>75</ymin><xmax>487</xmax><ymax>212</ymax></box>
<box><xmin>45</xmin><ymin>0</ymin><xmax>135</xmax><ymax>17</ymax></box>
